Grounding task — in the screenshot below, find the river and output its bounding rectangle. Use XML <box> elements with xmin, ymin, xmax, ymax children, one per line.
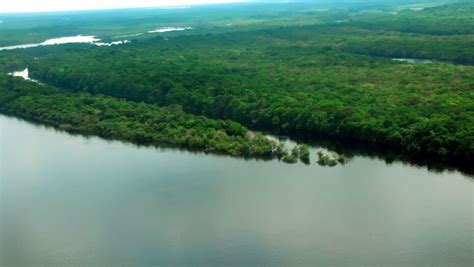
<box><xmin>0</xmin><ymin>36</ymin><xmax>129</xmax><ymax>51</ymax></box>
<box><xmin>0</xmin><ymin>115</ymin><xmax>472</xmax><ymax>266</ymax></box>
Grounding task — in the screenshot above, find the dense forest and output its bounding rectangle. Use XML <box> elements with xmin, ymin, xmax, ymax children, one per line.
<box><xmin>352</xmin><ymin>3</ymin><xmax>474</xmax><ymax>35</ymax></box>
<box><xmin>0</xmin><ymin>0</ymin><xmax>473</xmax><ymax>171</ymax></box>
<box><xmin>0</xmin><ymin>73</ymin><xmax>287</xmax><ymax>159</ymax></box>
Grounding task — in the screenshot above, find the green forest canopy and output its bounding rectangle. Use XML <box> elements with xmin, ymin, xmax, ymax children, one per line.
<box><xmin>0</xmin><ymin>0</ymin><xmax>473</xmax><ymax>171</ymax></box>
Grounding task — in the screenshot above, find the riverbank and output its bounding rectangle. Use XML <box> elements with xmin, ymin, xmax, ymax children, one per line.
<box><xmin>2</xmin><ymin>72</ymin><xmax>473</xmax><ymax>174</ymax></box>
<box><xmin>0</xmin><ymin>75</ymin><xmax>283</xmax><ymax>160</ymax></box>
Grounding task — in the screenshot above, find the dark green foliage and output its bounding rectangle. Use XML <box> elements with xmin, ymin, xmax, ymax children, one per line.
<box><xmin>298</xmin><ymin>145</ymin><xmax>311</xmax><ymax>164</ymax></box>
<box><xmin>0</xmin><ymin>74</ymin><xmax>279</xmax><ymax>159</ymax></box>
<box><xmin>282</xmin><ymin>147</ymin><xmax>299</xmax><ymax>164</ymax></box>
<box><xmin>274</xmin><ymin>143</ymin><xmax>289</xmax><ymax>160</ymax></box>
<box><xmin>317</xmin><ymin>151</ymin><xmax>338</xmax><ymax>167</ymax></box>
<box><xmin>23</xmin><ymin>27</ymin><xmax>474</xmax><ymax>166</ymax></box>
<box><xmin>352</xmin><ymin>3</ymin><xmax>474</xmax><ymax>36</ymax></box>
<box><xmin>339</xmin><ymin>33</ymin><xmax>474</xmax><ymax>65</ymax></box>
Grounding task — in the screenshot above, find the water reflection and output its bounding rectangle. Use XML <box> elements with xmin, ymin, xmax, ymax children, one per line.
<box><xmin>1</xmin><ymin>115</ymin><xmax>473</xmax><ymax>266</ymax></box>
<box><xmin>263</xmin><ymin>130</ymin><xmax>473</xmax><ymax>177</ymax></box>
<box><xmin>147</xmin><ymin>27</ymin><xmax>193</xmax><ymax>33</ymax></box>
<box><xmin>8</xmin><ymin>68</ymin><xmax>39</xmax><ymax>83</ymax></box>
<box><xmin>393</xmin><ymin>58</ymin><xmax>433</xmax><ymax>64</ymax></box>
<box><xmin>0</xmin><ymin>35</ymin><xmax>129</xmax><ymax>51</ymax></box>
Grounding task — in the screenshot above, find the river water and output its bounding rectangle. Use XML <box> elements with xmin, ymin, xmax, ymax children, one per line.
<box><xmin>0</xmin><ymin>36</ymin><xmax>128</xmax><ymax>51</ymax></box>
<box><xmin>0</xmin><ymin>115</ymin><xmax>472</xmax><ymax>266</ymax></box>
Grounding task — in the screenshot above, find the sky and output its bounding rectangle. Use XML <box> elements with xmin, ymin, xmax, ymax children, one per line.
<box><xmin>0</xmin><ymin>0</ymin><xmax>253</xmax><ymax>13</ymax></box>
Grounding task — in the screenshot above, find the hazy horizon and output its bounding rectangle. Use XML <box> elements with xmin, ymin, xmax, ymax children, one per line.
<box><xmin>0</xmin><ymin>0</ymin><xmax>438</xmax><ymax>14</ymax></box>
<box><xmin>0</xmin><ymin>0</ymin><xmax>252</xmax><ymax>14</ymax></box>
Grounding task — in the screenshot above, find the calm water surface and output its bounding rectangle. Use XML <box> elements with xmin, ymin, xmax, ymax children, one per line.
<box><xmin>1</xmin><ymin>115</ymin><xmax>473</xmax><ymax>266</ymax></box>
<box><xmin>0</xmin><ymin>36</ymin><xmax>128</xmax><ymax>51</ymax></box>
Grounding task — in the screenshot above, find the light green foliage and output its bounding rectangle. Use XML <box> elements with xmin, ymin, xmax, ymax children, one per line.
<box><xmin>0</xmin><ymin>75</ymin><xmax>279</xmax><ymax>159</ymax></box>
<box><xmin>282</xmin><ymin>147</ymin><xmax>299</xmax><ymax>164</ymax></box>
<box><xmin>317</xmin><ymin>151</ymin><xmax>338</xmax><ymax>167</ymax></box>
<box><xmin>298</xmin><ymin>145</ymin><xmax>311</xmax><ymax>164</ymax></box>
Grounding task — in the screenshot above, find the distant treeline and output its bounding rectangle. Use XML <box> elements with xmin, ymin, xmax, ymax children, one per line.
<box><xmin>351</xmin><ymin>3</ymin><xmax>474</xmax><ymax>35</ymax></box>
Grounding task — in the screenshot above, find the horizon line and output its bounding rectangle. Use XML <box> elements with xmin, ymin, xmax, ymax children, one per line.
<box><xmin>0</xmin><ymin>0</ymin><xmax>267</xmax><ymax>15</ymax></box>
